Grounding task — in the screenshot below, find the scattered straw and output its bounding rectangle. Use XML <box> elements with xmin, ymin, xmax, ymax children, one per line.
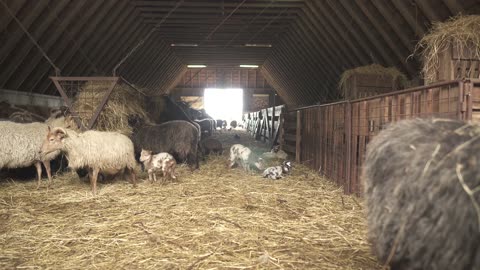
<box><xmin>414</xmin><ymin>15</ymin><xmax>480</xmax><ymax>83</ymax></box>
<box><xmin>0</xmin><ymin>131</ymin><xmax>380</xmax><ymax>269</ymax></box>
<box><xmin>71</xmin><ymin>81</ymin><xmax>148</xmax><ymax>135</ymax></box>
<box><xmin>338</xmin><ymin>64</ymin><xmax>408</xmax><ymax>97</ymax></box>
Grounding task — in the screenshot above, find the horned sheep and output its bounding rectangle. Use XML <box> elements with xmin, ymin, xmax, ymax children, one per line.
<box><xmin>40</xmin><ymin>127</ymin><xmax>137</xmax><ymax>195</ymax></box>
<box><xmin>363</xmin><ymin>118</ymin><xmax>480</xmax><ymax>269</ymax></box>
<box><xmin>228</xmin><ymin>144</ymin><xmax>264</xmax><ymax>172</ymax></box>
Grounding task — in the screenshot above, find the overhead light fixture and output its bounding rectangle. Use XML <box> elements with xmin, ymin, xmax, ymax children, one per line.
<box><xmin>244</xmin><ymin>44</ymin><xmax>272</xmax><ymax>48</ymax></box>
<box><xmin>239</xmin><ymin>65</ymin><xmax>259</xmax><ymax>68</ymax></box>
<box><xmin>187</xmin><ymin>65</ymin><xmax>207</xmax><ymax>68</ymax></box>
<box><xmin>171</xmin><ymin>43</ymin><xmax>198</xmax><ymax>47</ymax></box>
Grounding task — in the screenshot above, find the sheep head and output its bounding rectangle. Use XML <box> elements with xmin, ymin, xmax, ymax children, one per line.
<box><xmin>139</xmin><ymin>149</ymin><xmax>153</xmax><ymax>163</ymax></box>
<box><xmin>40</xmin><ymin>126</ymin><xmax>67</xmax><ymax>156</ymax></box>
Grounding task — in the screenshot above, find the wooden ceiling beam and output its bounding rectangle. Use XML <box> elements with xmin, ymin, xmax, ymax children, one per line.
<box><xmin>53</xmin><ymin>1</ymin><xmax>122</xmax><ymax>78</ymax></box>
<box><xmin>337</xmin><ymin>0</ymin><xmax>399</xmax><ymax>68</ymax></box>
<box><xmin>442</xmin><ymin>0</ymin><xmax>464</xmax><ymax>15</ymax></box>
<box><xmin>133</xmin><ymin>1</ymin><xmax>305</xmax><ymax>8</ymax></box>
<box><xmin>306</xmin><ymin>1</ymin><xmax>366</xmax><ymax>66</ymax></box>
<box><xmin>391</xmin><ymin>0</ymin><xmax>427</xmax><ymax>37</ymax></box>
<box><xmin>5</xmin><ymin>0</ymin><xmax>72</xmax><ymax>90</ymax></box>
<box><xmin>370</xmin><ymin>0</ymin><xmax>415</xmax><ymax>52</ymax></box>
<box><xmin>354</xmin><ymin>0</ymin><xmax>416</xmax><ymax>77</ymax></box>
<box><xmin>14</xmin><ymin>0</ymin><xmax>92</xmax><ymax>94</ymax></box>
<box><xmin>0</xmin><ymin>0</ymin><xmax>28</xmax><ymax>33</ymax></box>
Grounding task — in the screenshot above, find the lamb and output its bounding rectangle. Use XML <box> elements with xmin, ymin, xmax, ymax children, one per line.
<box><xmin>262</xmin><ymin>161</ymin><xmax>292</xmax><ymax>180</ymax></box>
<box><xmin>228</xmin><ymin>144</ymin><xmax>264</xmax><ymax>172</ymax></box>
<box><xmin>139</xmin><ymin>149</ymin><xmax>176</xmax><ymax>182</ymax></box>
<box><xmin>40</xmin><ymin>127</ymin><xmax>137</xmax><ymax>195</ymax></box>
<box><xmin>131</xmin><ymin>120</ymin><xmax>200</xmax><ymax>170</ymax></box>
<box><xmin>200</xmin><ymin>138</ymin><xmax>223</xmax><ymax>156</ymax></box>
<box><xmin>0</xmin><ymin>115</ymin><xmax>72</xmax><ymax>188</ymax></box>
<box><xmin>363</xmin><ymin>118</ymin><xmax>480</xmax><ymax>270</ymax></box>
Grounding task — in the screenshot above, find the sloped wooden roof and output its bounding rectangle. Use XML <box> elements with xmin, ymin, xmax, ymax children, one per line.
<box><xmin>0</xmin><ymin>0</ymin><xmax>478</xmax><ymax>105</ymax></box>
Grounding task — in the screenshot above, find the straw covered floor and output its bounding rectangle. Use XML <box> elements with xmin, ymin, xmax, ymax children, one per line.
<box><xmin>0</xmin><ymin>131</ymin><xmax>380</xmax><ymax>269</ymax></box>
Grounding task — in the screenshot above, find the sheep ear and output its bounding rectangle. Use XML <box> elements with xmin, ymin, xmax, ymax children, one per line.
<box><xmin>54</xmin><ymin>127</ymin><xmax>67</xmax><ymax>138</ymax></box>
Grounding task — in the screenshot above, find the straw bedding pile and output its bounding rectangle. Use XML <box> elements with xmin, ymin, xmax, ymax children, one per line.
<box><xmin>338</xmin><ymin>64</ymin><xmax>408</xmax><ymax>97</ymax></box>
<box><xmin>71</xmin><ymin>81</ymin><xmax>148</xmax><ymax>135</ymax></box>
<box><xmin>0</xmin><ymin>131</ymin><xmax>379</xmax><ymax>269</ymax></box>
<box><xmin>415</xmin><ymin>15</ymin><xmax>480</xmax><ymax>83</ymax></box>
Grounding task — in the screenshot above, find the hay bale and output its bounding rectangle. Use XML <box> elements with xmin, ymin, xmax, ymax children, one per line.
<box><xmin>415</xmin><ymin>15</ymin><xmax>480</xmax><ymax>83</ymax></box>
<box><xmin>71</xmin><ymin>81</ymin><xmax>148</xmax><ymax>135</ymax></box>
<box><xmin>338</xmin><ymin>64</ymin><xmax>408</xmax><ymax>99</ymax></box>
<box><xmin>363</xmin><ymin>118</ymin><xmax>480</xmax><ymax>269</ymax></box>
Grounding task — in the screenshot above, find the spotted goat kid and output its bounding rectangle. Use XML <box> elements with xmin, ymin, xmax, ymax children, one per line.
<box><xmin>262</xmin><ymin>161</ymin><xmax>293</xmax><ymax>180</ymax></box>
<box><xmin>229</xmin><ymin>144</ymin><xmax>264</xmax><ymax>172</ymax></box>
<box><xmin>140</xmin><ymin>149</ymin><xmax>177</xmax><ymax>182</ymax></box>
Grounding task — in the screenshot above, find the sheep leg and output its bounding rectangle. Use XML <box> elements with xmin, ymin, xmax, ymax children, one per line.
<box><xmin>90</xmin><ymin>167</ymin><xmax>100</xmax><ymax>196</ymax></box>
<box><xmin>43</xmin><ymin>161</ymin><xmax>52</xmax><ymax>187</ymax></box>
<box><xmin>126</xmin><ymin>167</ymin><xmax>137</xmax><ymax>187</ymax></box>
<box><xmin>170</xmin><ymin>166</ymin><xmax>177</xmax><ymax>180</ymax></box>
<box><xmin>34</xmin><ymin>161</ymin><xmax>43</xmax><ymax>189</ymax></box>
<box><xmin>153</xmin><ymin>172</ymin><xmax>157</xmax><ymax>182</ymax></box>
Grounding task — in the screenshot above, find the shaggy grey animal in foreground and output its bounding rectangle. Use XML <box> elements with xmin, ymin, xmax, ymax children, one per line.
<box><xmin>363</xmin><ymin>118</ymin><xmax>480</xmax><ymax>270</ymax></box>
<box><xmin>40</xmin><ymin>127</ymin><xmax>137</xmax><ymax>195</ymax></box>
<box><xmin>131</xmin><ymin>120</ymin><xmax>200</xmax><ymax>170</ymax></box>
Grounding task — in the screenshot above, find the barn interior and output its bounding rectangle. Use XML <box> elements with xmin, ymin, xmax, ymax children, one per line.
<box><xmin>1</xmin><ymin>0</ymin><xmax>480</xmax><ymax>269</ymax></box>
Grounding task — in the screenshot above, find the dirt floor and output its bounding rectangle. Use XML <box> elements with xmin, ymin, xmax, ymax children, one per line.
<box><xmin>0</xmin><ymin>130</ymin><xmax>380</xmax><ymax>269</ymax></box>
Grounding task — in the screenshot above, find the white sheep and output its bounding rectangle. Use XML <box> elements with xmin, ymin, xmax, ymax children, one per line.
<box><xmin>228</xmin><ymin>144</ymin><xmax>264</xmax><ymax>172</ymax></box>
<box><xmin>40</xmin><ymin>127</ymin><xmax>137</xmax><ymax>195</ymax></box>
<box><xmin>139</xmin><ymin>149</ymin><xmax>177</xmax><ymax>182</ymax></box>
<box><xmin>0</xmin><ymin>115</ymin><xmax>71</xmax><ymax>188</ymax></box>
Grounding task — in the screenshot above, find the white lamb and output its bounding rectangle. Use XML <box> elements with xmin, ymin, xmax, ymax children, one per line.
<box><xmin>139</xmin><ymin>149</ymin><xmax>177</xmax><ymax>182</ymax></box>
<box><xmin>228</xmin><ymin>144</ymin><xmax>264</xmax><ymax>172</ymax></box>
<box><xmin>262</xmin><ymin>161</ymin><xmax>293</xmax><ymax>180</ymax></box>
<box><xmin>40</xmin><ymin>127</ymin><xmax>137</xmax><ymax>195</ymax></box>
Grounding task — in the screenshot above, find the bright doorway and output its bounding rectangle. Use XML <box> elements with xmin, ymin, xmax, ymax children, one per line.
<box><xmin>204</xmin><ymin>88</ymin><xmax>243</xmax><ymax>127</ymax></box>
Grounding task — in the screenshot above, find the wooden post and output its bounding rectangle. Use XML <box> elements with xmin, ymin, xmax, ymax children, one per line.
<box><xmin>345</xmin><ymin>102</ymin><xmax>352</xmax><ymax>194</ymax></box>
<box><xmin>296</xmin><ymin>110</ymin><xmax>302</xmax><ymax>163</ymax></box>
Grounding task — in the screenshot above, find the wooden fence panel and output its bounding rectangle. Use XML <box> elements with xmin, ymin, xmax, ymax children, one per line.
<box><xmin>286</xmin><ymin>80</ymin><xmax>472</xmax><ymax>195</ymax></box>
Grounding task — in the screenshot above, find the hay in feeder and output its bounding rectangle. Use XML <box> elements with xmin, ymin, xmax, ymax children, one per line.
<box><xmin>71</xmin><ymin>81</ymin><xmax>148</xmax><ymax>135</ymax></box>
<box><xmin>338</xmin><ymin>64</ymin><xmax>408</xmax><ymax>97</ymax></box>
<box><xmin>0</xmin><ymin>131</ymin><xmax>380</xmax><ymax>269</ymax></box>
<box><xmin>414</xmin><ymin>15</ymin><xmax>480</xmax><ymax>83</ymax></box>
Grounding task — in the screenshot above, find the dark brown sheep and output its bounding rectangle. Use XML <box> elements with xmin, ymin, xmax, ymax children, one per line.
<box><xmin>131</xmin><ymin>120</ymin><xmax>200</xmax><ymax>170</ymax></box>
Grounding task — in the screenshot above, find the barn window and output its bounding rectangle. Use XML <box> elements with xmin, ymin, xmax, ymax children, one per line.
<box><xmin>204</xmin><ymin>88</ymin><xmax>243</xmax><ymax>123</ymax></box>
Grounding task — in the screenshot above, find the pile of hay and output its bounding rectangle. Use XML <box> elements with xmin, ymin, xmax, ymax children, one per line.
<box><xmin>338</xmin><ymin>64</ymin><xmax>408</xmax><ymax>97</ymax></box>
<box><xmin>0</xmin><ymin>131</ymin><xmax>380</xmax><ymax>269</ymax></box>
<box><xmin>71</xmin><ymin>81</ymin><xmax>148</xmax><ymax>135</ymax></box>
<box><xmin>415</xmin><ymin>15</ymin><xmax>480</xmax><ymax>83</ymax></box>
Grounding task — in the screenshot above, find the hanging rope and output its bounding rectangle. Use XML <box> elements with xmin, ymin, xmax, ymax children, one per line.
<box><xmin>1</xmin><ymin>0</ymin><xmax>61</xmax><ymax>75</ymax></box>
<box><xmin>113</xmin><ymin>0</ymin><xmax>184</xmax><ymax>76</ymax></box>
